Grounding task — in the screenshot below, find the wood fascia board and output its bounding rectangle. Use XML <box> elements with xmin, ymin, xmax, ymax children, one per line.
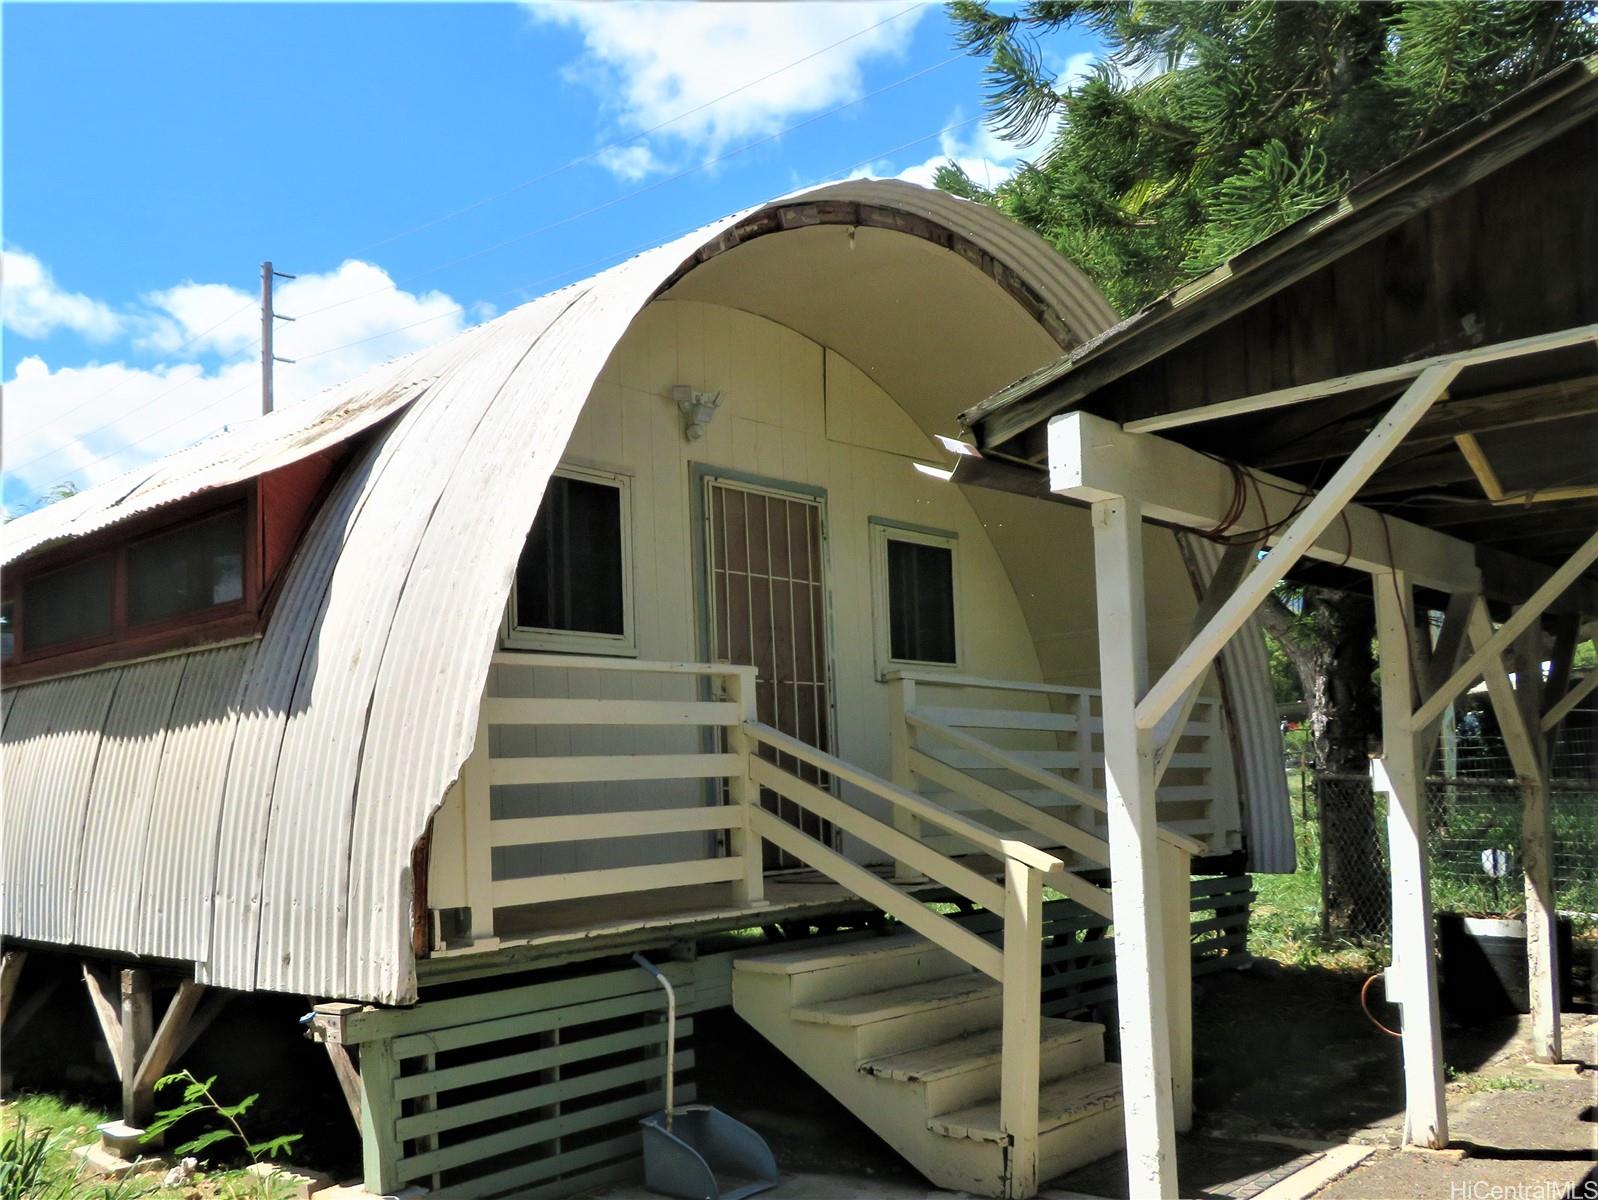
<box><xmin>1047</xmin><ymin>410</ymin><xmax>1480</xmax><ymax>594</ymax></box>
<box><xmin>964</xmin><ymin>64</ymin><xmax>1598</xmax><ymax>451</ymax></box>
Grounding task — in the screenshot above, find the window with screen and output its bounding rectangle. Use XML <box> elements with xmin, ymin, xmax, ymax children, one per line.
<box><xmin>22</xmin><ymin>556</ymin><xmax>115</xmax><ymax>650</ymax></box>
<box><xmin>506</xmin><ymin>468</ymin><xmax>634</xmax><ymax>653</ymax></box>
<box><xmin>872</xmin><ymin>523</ymin><xmax>959</xmax><ymax>672</ymax></box>
<box><xmin>127</xmin><ymin>506</ymin><xmax>247</xmax><ymax>625</ymax></box>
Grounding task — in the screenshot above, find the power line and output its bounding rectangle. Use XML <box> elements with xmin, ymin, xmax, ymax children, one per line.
<box><xmin>346</xmin><ymin>3</ymin><xmax>923</xmax><ymax>259</ymax></box>
<box><xmin>18</xmin><ymin>109</ymin><xmax>983</xmax><ymax>505</ymax></box>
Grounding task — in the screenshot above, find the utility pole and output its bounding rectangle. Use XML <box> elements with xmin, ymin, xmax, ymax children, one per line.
<box><xmin>260</xmin><ymin>261</ymin><xmax>297</xmax><ymax>415</ymax></box>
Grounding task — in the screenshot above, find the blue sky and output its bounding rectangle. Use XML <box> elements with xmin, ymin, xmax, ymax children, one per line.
<box><xmin>3</xmin><ymin>2</ymin><xmax>1101</xmax><ymax>514</ymax></box>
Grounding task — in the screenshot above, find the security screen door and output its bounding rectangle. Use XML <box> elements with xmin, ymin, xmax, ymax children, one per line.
<box><xmin>704</xmin><ymin>475</ymin><xmax>836</xmax><ymax>869</ymax></box>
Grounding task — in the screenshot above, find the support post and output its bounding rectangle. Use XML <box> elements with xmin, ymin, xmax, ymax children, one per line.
<box><xmin>1160</xmin><ymin>841</ymin><xmax>1194</xmax><ymax>1133</ymax></box>
<box><xmin>1375</xmin><ymin>571</ymin><xmax>1448</xmax><ymax>1148</ymax></box>
<box><xmin>261</xmin><ymin>261</ymin><xmax>274</xmax><ymax>415</ymax></box>
<box><xmin>132</xmin><ymin>981</ymin><xmax>206</xmax><ymax>1117</ymax></box>
<box><xmin>999</xmin><ymin>858</ymin><xmax>1043</xmax><ymax>1200</ymax></box>
<box><xmin>120</xmin><ymin>969</ymin><xmax>155</xmax><ymax>1128</ymax></box>
<box><xmin>1513</xmin><ymin>627</ymin><xmax>1560</xmax><ymax>1063</ymax></box>
<box><xmin>358</xmin><ymin>1037</ymin><xmax>404</xmax><ymax>1195</ymax></box>
<box><xmin>726</xmin><ymin>665</ymin><xmax>767</xmax><ymax>907</ymax></box>
<box><xmin>888</xmin><ymin>675</ymin><xmax>923</xmax><ymax>882</ymax></box>
<box><xmin>0</xmin><ymin>951</ymin><xmax>24</xmax><ymax>1027</ymax></box>
<box><xmin>1091</xmin><ymin>496</ymin><xmax>1179</xmax><ymax>1199</ymax></box>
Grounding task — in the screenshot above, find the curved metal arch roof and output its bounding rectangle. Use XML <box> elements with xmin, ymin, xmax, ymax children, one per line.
<box><xmin>2</xmin><ymin>180</ymin><xmax>1125</xmax><ymax>1003</ymax></box>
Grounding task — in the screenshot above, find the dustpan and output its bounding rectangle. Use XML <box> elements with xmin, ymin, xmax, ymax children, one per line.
<box><xmin>632</xmin><ymin>954</ymin><xmax>780</xmax><ymax>1200</ymax></box>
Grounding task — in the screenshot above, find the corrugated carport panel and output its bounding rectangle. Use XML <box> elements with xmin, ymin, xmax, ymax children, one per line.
<box><xmin>205</xmin><ymin>441</ymin><xmax>388</xmax><ymax>992</ymax></box>
<box><xmin>254</xmin><ymin>294</ymin><xmax>581</xmax><ymax>995</ymax></box>
<box><xmin>141</xmin><ymin>641</ymin><xmax>256</xmax><ymax>961</ymax></box>
<box><xmin>5</xmin><ymin>670</ymin><xmax>122</xmax><ymax>942</ymax></box>
<box><xmin>345</xmin><ymin>252</ymin><xmax>695</xmax><ymax>1002</ymax></box>
<box><xmin>1178</xmin><ymin>534</ymin><xmax>1295</xmax><ymax>873</ymax></box>
<box><xmin>2</xmin><ymin>680</ymin><xmax>64</xmax><ymax>933</ymax></box>
<box><xmin>74</xmin><ymin>655</ymin><xmax>187</xmax><ymax>952</ymax></box>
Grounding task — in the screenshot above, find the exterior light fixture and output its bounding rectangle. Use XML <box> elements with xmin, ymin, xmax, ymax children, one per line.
<box><xmin>673</xmin><ymin>384</ymin><xmax>723</xmax><ymax>441</ymax></box>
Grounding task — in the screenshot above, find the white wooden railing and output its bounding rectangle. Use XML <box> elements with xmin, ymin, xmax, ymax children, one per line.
<box><xmin>886</xmin><ymin>670</ymin><xmax>1236</xmax><ymax>861</ymax></box>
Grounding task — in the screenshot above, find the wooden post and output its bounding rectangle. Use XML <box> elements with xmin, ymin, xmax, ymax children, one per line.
<box><xmin>726</xmin><ymin>666</ymin><xmax>767</xmax><ymax>907</ymax></box>
<box><xmin>1513</xmin><ymin>626</ymin><xmax>1560</xmax><ymax>1064</ymax></box>
<box><xmin>1375</xmin><ymin>571</ymin><xmax>1448</xmax><ymax>1149</ymax></box>
<box><xmin>358</xmin><ymin>1036</ymin><xmax>404</xmax><ymax>1194</ymax></box>
<box><xmin>131</xmin><ymin>981</ymin><xmax>206</xmax><ymax>1121</ymax></box>
<box><xmin>0</xmin><ymin>952</ymin><xmax>24</xmax><ymax>1027</ymax></box>
<box><xmin>888</xmin><ymin>675</ymin><xmax>923</xmax><ymax>882</ymax></box>
<box><xmin>121</xmin><ymin>970</ymin><xmax>155</xmax><ymax>1127</ymax></box>
<box><xmin>1159</xmin><ymin>841</ymin><xmax>1194</xmax><ymax>1133</ymax></box>
<box><xmin>999</xmin><ymin>858</ymin><xmax>1043</xmax><ymax>1200</ymax></box>
<box><xmin>1091</xmin><ymin>496</ymin><xmax>1179</xmax><ymax>1199</ymax></box>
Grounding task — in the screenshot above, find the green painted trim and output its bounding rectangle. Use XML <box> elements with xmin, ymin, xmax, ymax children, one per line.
<box><xmin>427</xmin><ymin>1135</ymin><xmax>642</xmax><ymax>1200</ymax></box>
<box><xmin>391</xmin><ymin>985</ymin><xmax>692</xmax><ymax>1059</ymax></box>
<box><xmin>867</xmin><ymin>514</ymin><xmax>960</xmax><ymax>541</ymax></box>
<box><xmin>357</xmin><ymin>1036</ymin><xmax>403</xmax><ymax>1194</ymax></box>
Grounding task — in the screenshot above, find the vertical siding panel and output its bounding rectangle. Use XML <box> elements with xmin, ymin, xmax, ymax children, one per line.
<box><xmin>75</xmin><ymin>655</ymin><xmax>187</xmax><ymax>952</ymax></box>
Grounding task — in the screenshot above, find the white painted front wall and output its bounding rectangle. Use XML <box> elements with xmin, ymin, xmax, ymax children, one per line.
<box><xmin>448</xmin><ymin>297</ymin><xmax>1238</xmax><ymax>887</ymax></box>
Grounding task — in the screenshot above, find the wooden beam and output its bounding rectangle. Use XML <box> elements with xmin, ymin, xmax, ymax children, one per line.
<box><xmin>1</xmin><ymin>975</ymin><xmax>59</xmax><ymax>1042</ymax></box>
<box><xmin>1122</xmin><ymin>324</ymin><xmax>1598</xmax><ymax>435</ymax></box>
<box><xmin>1120</xmin><ymin>364</ymin><xmax>1462</xmax><ymax>733</ymax></box>
<box><xmin>1413</xmin><ymin>528</ymin><xmax>1598</xmax><ymax>731</ymax></box>
<box><xmin>121</xmin><ymin>970</ymin><xmax>155</xmax><ymax>1126</ymax></box>
<box><xmin>1091</xmin><ymin>496</ymin><xmax>1180</xmax><ymax>1200</ymax></box>
<box><xmin>324</xmin><ymin>1040</ymin><xmax>363</xmax><ymax>1131</ymax></box>
<box><xmin>132</xmin><ymin>982</ymin><xmax>205</xmax><ymax>1100</ymax></box>
<box><xmin>1049</xmin><ymin>409</ymin><xmax>1480</xmax><ymax>595</ymax></box>
<box><xmin>1375</xmin><ymin>572</ymin><xmax>1448</xmax><ymax>1149</ymax></box>
<box><xmin>1542</xmin><ymin>666</ymin><xmax>1598</xmax><ymax>733</ymax></box>
<box><xmin>81</xmin><ymin>963</ymin><xmax>123</xmax><ymax>1080</ymax></box>
<box><xmin>0</xmin><ymin>952</ymin><xmax>24</xmax><ymax>1027</ymax></box>
<box><xmin>1454</xmin><ymin>434</ymin><xmax>1506</xmax><ymax>501</ymax></box>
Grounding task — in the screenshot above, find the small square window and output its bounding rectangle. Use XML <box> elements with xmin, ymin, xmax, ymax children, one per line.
<box><xmin>127</xmin><ymin>506</ymin><xmax>247</xmax><ymax>626</ymax></box>
<box><xmin>505</xmin><ymin>468</ymin><xmax>635</xmax><ymax>655</ymax></box>
<box><xmin>22</xmin><ymin>555</ymin><xmax>115</xmax><ymax>650</ymax></box>
<box><xmin>872</xmin><ymin>522</ymin><xmax>959</xmax><ymax>674</ymax></box>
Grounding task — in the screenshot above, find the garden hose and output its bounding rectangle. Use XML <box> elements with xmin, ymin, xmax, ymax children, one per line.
<box><xmin>1360</xmin><ymin>972</ymin><xmax>1403</xmax><ymax>1038</ymax></box>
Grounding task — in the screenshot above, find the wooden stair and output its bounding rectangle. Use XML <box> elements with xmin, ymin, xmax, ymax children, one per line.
<box><xmin>731</xmin><ymin>930</ymin><xmax>1124</xmax><ymax>1197</ymax></box>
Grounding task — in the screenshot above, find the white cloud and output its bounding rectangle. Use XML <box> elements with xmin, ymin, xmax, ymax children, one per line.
<box><xmin>528</xmin><ymin>2</ymin><xmax>925</xmax><ymax>178</ymax></box>
<box><xmin>594</xmin><ymin>143</ymin><xmax>664</xmax><ymax>183</ymax></box>
<box><xmin>3</xmin><ymin>258</ymin><xmax>476</xmax><ymax>513</ymax></box>
<box><xmin>851</xmin><ymin>112</ymin><xmax>1030</xmax><ymax>192</ymax></box>
<box><xmin>1</xmin><ymin>249</ymin><xmax>122</xmax><ymax>341</ymax></box>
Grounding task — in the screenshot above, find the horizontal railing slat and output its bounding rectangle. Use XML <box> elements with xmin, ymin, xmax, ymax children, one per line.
<box><xmin>907</xmin><ymin>712</ymin><xmax>1105</xmax><ymax>814</ymax></box>
<box><xmin>915</xmin><ymin>706</ymin><xmax>1078</xmax><ymax>732</ymax></box>
<box><xmin>747</xmin><ymin>807</ymin><xmax>1005</xmax><ymax>980</ymax></box>
<box><xmin>397</xmin><ymin>1052</ymin><xmax>690</xmax><ymax>1139</ymax></box>
<box><xmin>490</xmin><ymin>806</ymin><xmax>740</xmax><ymax>847</ymax></box>
<box><xmin>748</xmin><ymin>757</ymin><xmax>1005</xmax><ymax>912</ymax></box>
<box><xmin>395</xmin><ymin>1020</ymin><xmax>685</xmax><ymax>1099</ymax></box>
<box><xmin>488</xmin><ymin>752</ymin><xmax>741</xmax><ymax>786</ymax></box>
<box><xmin>492</xmin><ymin>651</ymin><xmax>749</xmax><ymax>677</ymax></box>
<box><xmin>485</xmin><ymin>697</ymin><xmax>739</xmax><ymax>727</ymax></box>
<box><xmin>745</xmin><ymin>720</ymin><xmax>1063</xmax><ymax>875</ymax></box>
<box><xmin>425</xmin><ymin>1134</ymin><xmax>642</xmax><ymax>1200</ymax></box>
<box><xmin>494</xmin><ymin>858</ymin><xmax>746</xmax><ymax>908</ymax></box>
<box><xmin>390</xmin><ymin>986</ymin><xmax>689</xmax><ymax>1059</ymax></box>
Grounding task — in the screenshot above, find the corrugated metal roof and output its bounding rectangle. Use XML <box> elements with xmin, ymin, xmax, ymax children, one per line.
<box><xmin>3</xmin><ymin>181</ymin><xmax>1130</xmax><ymax>1003</ymax></box>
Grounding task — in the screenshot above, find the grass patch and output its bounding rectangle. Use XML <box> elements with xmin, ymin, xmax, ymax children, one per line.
<box><xmin>0</xmin><ymin>1093</ymin><xmax>278</xmax><ymax>1200</ymax></box>
<box><xmin>1443</xmin><ymin>1066</ymin><xmax>1545</xmax><ymax>1095</ymax></box>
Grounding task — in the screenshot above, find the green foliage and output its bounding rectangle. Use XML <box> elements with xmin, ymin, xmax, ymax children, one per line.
<box><xmin>145</xmin><ymin>1072</ymin><xmax>301</xmax><ymax>1178</ymax></box>
<box><xmin>942</xmin><ymin>0</ymin><xmax>1598</xmax><ymax>314</ymax></box>
<box><xmin>0</xmin><ymin>1119</ymin><xmax>155</xmax><ymax>1200</ymax></box>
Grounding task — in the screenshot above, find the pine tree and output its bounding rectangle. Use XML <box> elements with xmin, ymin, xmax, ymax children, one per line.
<box><xmin>944</xmin><ymin>0</ymin><xmax>1598</xmax><ymax>934</ymax></box>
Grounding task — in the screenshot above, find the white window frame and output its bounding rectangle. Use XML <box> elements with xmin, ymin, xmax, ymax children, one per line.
<box><xmin>503</xmin><ymin>464</ymin><xmax>638</xmax><ymax>657</ymax></box>
<box><xmin>869</xmin><ymin>519</ymin><xmax>961</xmax><ymax>679</ymax></box>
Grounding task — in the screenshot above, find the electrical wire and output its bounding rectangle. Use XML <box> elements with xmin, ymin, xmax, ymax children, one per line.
<box><xmin>18</xmin><ymin>113</ymin><xmax>983</xmax><ymax>505</ymax></box>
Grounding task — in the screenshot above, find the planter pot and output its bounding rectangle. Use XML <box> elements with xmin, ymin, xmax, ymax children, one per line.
<box><xmin>1436</xmin><ymin>912</ymin><xmax>1574</xmax><ymax>1020</ymax></box>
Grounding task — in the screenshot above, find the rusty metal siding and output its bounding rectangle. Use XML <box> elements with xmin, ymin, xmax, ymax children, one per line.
<box><xmin>74</xmin><ymin>656</ymin><xmax>187</xmax><ymax>953</ymax></box>
<box><xmin>1178</xmin><ymin>534</ymin><xmax>1296</xmax><ymax>873</ymax></box>
<box><xmin>1</xmin><ymin>181</ymin><xmax>1126</xmax><ymax>1003</ymax></box>
<box><xmin>140</xmin><ymin>642</ymin><xmax>255</xmax><ymax>961</ymax></box>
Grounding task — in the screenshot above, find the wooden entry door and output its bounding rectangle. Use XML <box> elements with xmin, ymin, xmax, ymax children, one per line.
<box><xmin>704</xmin><ymin>475</ymin><xmax>836</xmax><ymax>868</ymax></box>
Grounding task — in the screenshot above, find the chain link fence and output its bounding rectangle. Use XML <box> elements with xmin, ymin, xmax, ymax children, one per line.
<box><xmin>1296</xmin><ymin>717</ymin><xmax>1598</xmax><ymax>943</ymax></box>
